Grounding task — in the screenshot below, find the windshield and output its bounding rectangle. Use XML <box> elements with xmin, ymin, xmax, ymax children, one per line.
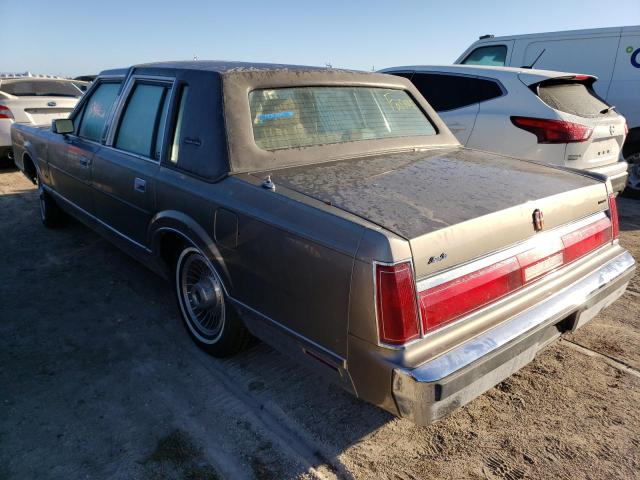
<box><xmin>249</xmin><ymin>87</ymin><xmax>436</xmax><ymax>151</ymax></box>
<box><xmin>0</xmin><ymin>79</ymin><xmax>83</xmax><ymax>97</ymax></box>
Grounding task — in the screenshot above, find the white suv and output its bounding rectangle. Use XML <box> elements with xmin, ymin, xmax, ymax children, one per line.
<box><xmin>381</xmin><ymin>65</ymin><xmax>629</xmax><ymax>194</ymax></box>
<box><xmin>0</xmin><ymin>75</ymin><xmax>88</xmax><ymax>166</ymax></box>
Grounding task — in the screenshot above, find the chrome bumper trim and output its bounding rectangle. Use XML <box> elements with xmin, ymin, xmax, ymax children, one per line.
<box><xmin>404</xmin><ymin>250</ymin><xmax>635</xmax><ymax>383</ymax></box>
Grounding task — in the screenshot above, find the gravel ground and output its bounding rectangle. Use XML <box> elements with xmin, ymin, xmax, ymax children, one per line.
<box><xmin>0</xmin><ymin>168</ymin><xmax>638</xmax><ymax>480</ymax></box>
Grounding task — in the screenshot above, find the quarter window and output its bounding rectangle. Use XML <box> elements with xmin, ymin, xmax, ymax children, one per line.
<box><xmin>76</xmin><ymin>82</ymin><xmax>121</xmax><ymax>142</ymax></box>
<box><xmin>115</xmin><ymin>83</ymin><xmax>170</xmax><ymax>159</ymax></box>
<box><xmin>462</xmin><ymin>45</ymin><xmax>507</xmax><ymax>66</ymax></box>
<box><xmin>409</xmin><ymin>73</ymin><xmax>503</xmax><ymax>112</ymax></box>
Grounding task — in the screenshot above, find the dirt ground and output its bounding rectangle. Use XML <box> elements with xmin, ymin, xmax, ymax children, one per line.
<box><xmin>1</xmin><ymin>168</ymin><xmax>638</xmax><ymax>480</ymax></box>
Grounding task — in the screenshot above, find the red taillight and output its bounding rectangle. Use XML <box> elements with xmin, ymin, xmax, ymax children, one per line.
<box><xmin>572</xmin><ymin>75</ymin><xmax>591</xmax><ymax>81</ymax></box>
<box><xmin>375</xmin><ymin>262</ymin><xmax>420</xmax><ymax>345</ymax></box>
<box><xmin>608</xmin><ymin>193</ymin><xmax>619</xmax><ymax>239</ymax></box>
<box><xmin>561</xmin><ymin>217</ymin><xmax>612</xmax><ymax>263</ymax></box>
<box><xmin>511</xmin><ymin>116</ymin><xmax>592</xmax><ymax>144</ymax></box>
<box><xmin>419</xmin><ymin>258</ymin><xmax>522</xmax><ymax>333</ymax></box>
<box><xmin>0</xmin><ymin>105</ymin><xmax>13</xmax><ymax>120</ymax></box>
<box><xmin>418</xmin><ymin>216</ymin><xmax>613</xmax><ymax>334</ymax></box>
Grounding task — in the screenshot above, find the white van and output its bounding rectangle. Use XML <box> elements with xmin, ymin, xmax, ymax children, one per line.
<box><xmin>456</xmin><ymin>26</ymin><xmax>640</xmax><ymax>194</ymax></box>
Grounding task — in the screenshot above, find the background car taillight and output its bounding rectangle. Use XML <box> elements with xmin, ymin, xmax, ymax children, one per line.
<box><xmin>375</xmin><ymin>262</ymin><xmax>420</xmax><ymax>345</ymax></box>
<box><xmin>0</xmin><ymin>105</ymin><xmax>14</xmax><ymax>120</ymax></box>
<box><xmin>419</xmin><ymin>215</ymin><xmax>613</xmax><ymax>333</ymax></box>
<box><xmin>608</xmin><ymin>193</ymin><xmax>619</xmax><ymax>239</ymax></box>
<box><xmin>510</xmin><ymin>116</ymin><xmax>592</xmax><ymax>144</ymax></box>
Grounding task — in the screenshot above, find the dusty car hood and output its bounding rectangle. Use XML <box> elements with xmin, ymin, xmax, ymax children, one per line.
<box><xmin>252</xmin><ymin>147</ymin><xmax>599</xmax><ymax>239</ymax></box>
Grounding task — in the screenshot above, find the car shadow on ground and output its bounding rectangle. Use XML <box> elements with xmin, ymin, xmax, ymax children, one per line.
<box><xmin>2</xmin><ymin>184</ymin><xmax>639</xmax><ymax>480</ymax></box>
<box><xmin>0</xmin><ymin>187</ymin><xmax>391</xmax><ymax>479</ymax></box>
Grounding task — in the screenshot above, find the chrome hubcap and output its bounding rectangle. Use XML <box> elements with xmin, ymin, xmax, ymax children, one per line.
<box><xmin>179</xmin><ymin>250</ymin><xmax>225</xmax><ymax>342</ymax></box>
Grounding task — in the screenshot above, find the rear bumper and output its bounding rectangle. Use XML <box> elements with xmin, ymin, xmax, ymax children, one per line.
<box><xmin>391</xmin><ymin>250</ymin><xmax>635</xmax><ymax>426</ymax></box>
<box><xmin>587</xmin><ymin>161</ymin><xmax>628</xmax><ymax>194</ymax></box>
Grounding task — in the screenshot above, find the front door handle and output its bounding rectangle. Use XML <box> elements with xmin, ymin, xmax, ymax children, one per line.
<box><xmin>79</xmin><ymin>156</ymin><xmax>91</xmax><ymax>167</ymax></box>
<box><xmin>134</xmin><ymin>177</ymin><xmax>146</xmax><ymax>193</ymax></box>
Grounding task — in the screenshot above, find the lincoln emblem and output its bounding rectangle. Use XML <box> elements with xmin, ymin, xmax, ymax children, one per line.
<box><xmin>532</xmin><ymin>209</ymin><xmax>544</xmax><ymax>231</ymax></box>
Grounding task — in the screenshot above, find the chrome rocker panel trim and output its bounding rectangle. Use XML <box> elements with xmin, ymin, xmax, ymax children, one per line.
<box><xmin>392</xmin><ymin>250</ymin><xmax>635</xmax><ymax>425</ymax></box>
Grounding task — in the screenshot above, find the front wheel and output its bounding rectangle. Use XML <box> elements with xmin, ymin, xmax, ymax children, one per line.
<box><xmin>174</xmin><ymin>247</ymin><xmax>250</xmax><ymax>357</ymax></box>
<box><xmin>623</xmin><ymin>152</ymin><xmax>640</xmax><ymax>198</ymax></box>
<box><xmin>37</xmin><ymin>177</ymin><xmax>66</xmax><ymax>228</ymax></box>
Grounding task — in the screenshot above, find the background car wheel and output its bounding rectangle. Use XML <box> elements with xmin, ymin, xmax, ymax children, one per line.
<box><xmin>174</xmin><ymin>246</ymin><xmax>250</xmax><ymax>357</ymax></box>
<box><xmin>37</xmin><ymin>177</ymin><xmax>66</xmax><ymax>228</ymax></box>
<box><xmin>622</xmin><ymin>152</ymin><xmax>640</xmax><ymax>198</ymax></box>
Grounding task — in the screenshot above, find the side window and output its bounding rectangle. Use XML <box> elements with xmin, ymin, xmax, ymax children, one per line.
<box><xmin>462</xmin><ymin>45</ymin><xmax>507</xmax><ymax>66</ymax></box>
<box><xmin>169</xmin><ymin>85</ymin><xmax>189</xmax><ymax>164</ymax></box>
<box><xmin>115</xmin><ymin>83</ymin><xmax>170</xmax><ymax>159</ymax></box>
<box><xmin>76</xmin><ymin>82</ymin><xmax>122</xmax><ymax>142</ymax></box>
<box><xmin>410</xmin><ymin>73</ymin><xmax>502</xmax><ymax>112</ymax></box>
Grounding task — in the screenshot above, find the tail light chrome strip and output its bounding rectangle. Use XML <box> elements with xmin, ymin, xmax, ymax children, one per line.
<box><xmin>416</xmin><ymin>211</ymin><xmax>608</xmax><ymax>293</ymax></box>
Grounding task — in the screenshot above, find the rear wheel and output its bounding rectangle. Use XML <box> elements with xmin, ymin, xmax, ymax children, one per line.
<box><xmin>623</xmin><ymin>152</ymin><xmax>640</xmax><ymax>198</ymax></box>
<box><xmin>37</xmin><ymin>176</ymin><xmax>66</xmax><ymax>228</ymax></box>
<box><xmin>174</xmin><ymin>246</ymin><xmax>250</xmax><ymax>357</ymax></box>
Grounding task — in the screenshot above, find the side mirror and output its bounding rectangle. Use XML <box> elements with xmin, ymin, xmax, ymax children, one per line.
<box><xmin>52</xmin><ymin>118</ymin><xmax>74</xmax><ymax>135</ymax></box>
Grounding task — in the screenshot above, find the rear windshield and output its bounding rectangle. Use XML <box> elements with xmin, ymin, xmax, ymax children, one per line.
<box><xmin>537</xmin><ymin>82</ymin><xmax>611</xmax><ymax>118</ymax></box>
<box><xmin>249</xmin><ymin>87</ymin><xmax>436</xmax><ymax>151</ymax></box>
<box><xmin>0</xmin><ymin>79</ymin><xmax>83</xmax><ymax>97</ymax></box>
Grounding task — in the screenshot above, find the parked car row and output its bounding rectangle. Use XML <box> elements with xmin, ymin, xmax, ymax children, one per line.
<box><xmin>381</xmin><ymin>65</ymin><xmax>629</xmax><ymax>194</ymax></box>
<box><xmin>455</xmin><ymin>25</ymin><xmax>640</xmax><ymax>195</ymax></box>
<box><xmin>0</xmin><ymin>75</ymin><xmax>88</xmax><ymax>165</ymax></box>
<box><xmin>10</xmin><ymin>60</ymin><xmax>636</xmax><ymax>425</ymax></box>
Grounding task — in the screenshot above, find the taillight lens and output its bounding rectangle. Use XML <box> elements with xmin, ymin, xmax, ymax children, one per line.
<box><xmin>0</xmin><ymin>105</ymin><xmax>14</xmax><ymax>120</ymax></box>
<box><xmin>608</xmin><ymin>193</ymin><xmax>619</xmax><ymax>239</ymax></box>
<box><xmin>561</xmin><ymin>217</ymin><xmax>612</xmax><ymax>263</ymax></box>
<box><xmin>419</xmin><ymin>216</ymin><xmax>613</xmax><ymax>333</ymax></box>
<box><xmin>511</xmin><ymin>116</ymin><xmax>592</xmax><ymax>144</ymax></box>
<box><xmin>419</xmin><ymin>257</ymin><xmax>522</xmax><ymax>333</ymax></box>
<box><xmin>375</xmin><ymin>262</ymin><xmax>420</xmax><ymax>345</ymax></box>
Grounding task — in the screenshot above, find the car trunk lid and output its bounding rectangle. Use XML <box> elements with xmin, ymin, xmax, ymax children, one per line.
<box><xmin>251</xmin><ymin>147</ymin><xmax>609</xmax><ymax>278</ymax></box>
<box><xmin>0</xmin><ymin>96</ymin><xmax>79</xmax><ymax>126</ymax></box>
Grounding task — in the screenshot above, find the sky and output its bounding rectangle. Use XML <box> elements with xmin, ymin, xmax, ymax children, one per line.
<box><xmin>1</xmin><ymin>0</ymin><xmax>639</xmax><ymax>77</ymax></box>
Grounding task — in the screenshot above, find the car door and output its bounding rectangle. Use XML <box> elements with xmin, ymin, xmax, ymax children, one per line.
<box><xmin>47</xmin><ymin>80</ymin><xmax>122</xmax><ymax>213</ymax></box>
<box><xmin>90</xmin><ymin>76</ymin><xmax>173</xmax><ymax>247</ymax></box>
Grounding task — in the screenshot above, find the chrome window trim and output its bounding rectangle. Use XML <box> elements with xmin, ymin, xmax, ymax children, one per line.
<box><xmin>69</xmin><ymin>76</ymin><xmax>126</xmax><ymax>144</ymax></box>
<box><xmin>416</xmin><ymin>211</ymin><xmax>608</xmax><ymax>292</ymax></box>
<box><xmin>106</xmin><ymin>74</ymin><xmax>176</xmax><ymax>163</ymax></box>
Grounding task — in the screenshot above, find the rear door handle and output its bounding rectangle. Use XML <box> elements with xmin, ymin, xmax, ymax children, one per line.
<box><xmin>79</xmin><ymin>156</ymin><xmax>91</xmax><ymax>167</ymax></box>
<box><xmin>134</xmin><ymin>177</ymin><xmax>146</xmax><ymax>193</ymax></box>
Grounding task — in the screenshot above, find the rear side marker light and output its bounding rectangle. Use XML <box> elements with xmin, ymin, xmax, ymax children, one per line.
<box><xmin>0</xmin><ymin>105</ymin><xmax>13</xmax><ymax>120</ymax></box>
<box><xmin>511</xmin><ymin>116</ymin><xmax>592</xmax><ymax>144</ymax></box>
<box><xmin>608</xmin><ymin>193</ymin><xmax>619</xmax><ymax>239</ymax></box>
<box><xmin>375</xmin><ymin>262</ymin><xmax>420</xmax><ymax>345</ymax></box>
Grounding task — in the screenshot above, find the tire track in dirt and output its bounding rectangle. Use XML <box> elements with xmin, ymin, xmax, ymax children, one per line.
<box><xmin>560</xmin><ymin>338</ymin><xmax>640</xmax><ymax>379</ymax></box>
<box><xmin>150</xmin><ymin>314</ymin><xmax>350</xmax><ymax>480</ymax></box>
